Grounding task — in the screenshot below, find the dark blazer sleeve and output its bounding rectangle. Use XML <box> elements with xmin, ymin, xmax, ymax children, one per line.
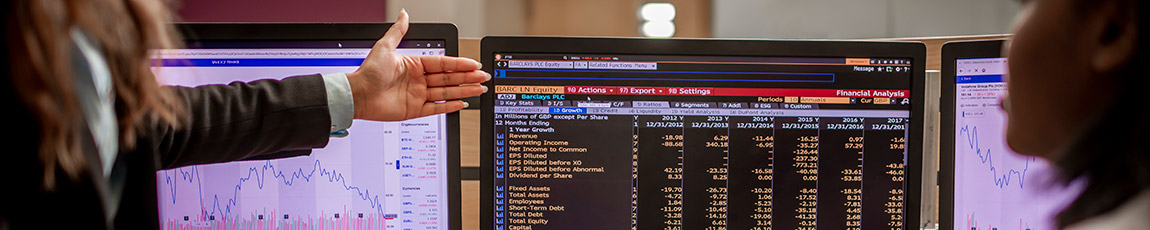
<box><xmin>147</xmin><ymin>74</ymin><xmax>333</xmax><ymax>169</ymax></box>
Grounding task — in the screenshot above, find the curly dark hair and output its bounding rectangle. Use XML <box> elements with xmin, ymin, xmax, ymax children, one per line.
<box><xmin>1053</xmin><ymin>0</ymin><xmax>1149</xmax><ymax>228</ymax></box>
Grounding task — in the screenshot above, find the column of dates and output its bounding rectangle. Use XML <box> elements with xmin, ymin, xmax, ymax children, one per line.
<box><xmin>862</xmin><ymin>117</ymin><xmax>908</xmax><ymax>230</ymax></box>
<box><xmin>682</xmin><ymin>116</ymin><xmax>730</xmax><ymax>230</ymax></box>
<box><xmin>817</xmin><ymin>117</ymin><xmax>865</xmax><ymax>230</ymax></box>
<box><xmin>727</xmin><ymin>116</ymin><xmax>775</xmax><ymax>230</ymax></box>
<box><xmin>636</xmin><ymin>115</ymin><xmax>685</xmax><ymax>230</ymax></box>
<box><xmin>773</xmin><ymin>117</ymin><xmax>820</xmax><ymax>230</ymax></box>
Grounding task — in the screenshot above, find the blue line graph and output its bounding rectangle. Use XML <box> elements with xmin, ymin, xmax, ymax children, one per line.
<box><xmin>959</xmin><ymin>125</ymin><xmax>1036</xmax><ymax>189</ymax></box>
<box><xmin>161</xmin><ymin>159</ymin><xmax>385</xmax><ymax>219</ymax></box>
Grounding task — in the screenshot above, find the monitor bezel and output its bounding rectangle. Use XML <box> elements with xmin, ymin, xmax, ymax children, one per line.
<box><xmin>170</xmin><ymin>22</ymin><xmax>462</xmax><ymax>230</ymax></box>
<box><xmin>479</xmin><ymin>36</ymin><xmax>926</xmax><ymax>230</ymax></box>
<box><xmin>939</xmin><ymin>39</ymin><xmax>1008</xmax><ymax>230</ymax></box>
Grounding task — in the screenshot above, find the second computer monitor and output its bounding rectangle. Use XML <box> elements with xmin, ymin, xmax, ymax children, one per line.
<box><xmin>481</xmin><ymin>37</ymin><xmax>925</xmax><ymax>230</ymax></box>
<box><xmin>940</xmin><ymin>39</ymin><xmax>1081</xmax><ymax>230</ymax></box>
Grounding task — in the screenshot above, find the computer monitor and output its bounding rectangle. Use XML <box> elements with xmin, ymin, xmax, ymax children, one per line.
<box><xmin>940</xmin><ymin>39</ymin><xmax>1081</xmax><ymax>230</ymax></box>
<box><xmin>480</xmin><ymin>37</ymin><xmax>925</xmax><ymax>230</ymax></box>
<box><xmin>152</xmin><ymin>23</ymin><xmax>461</xmax><ymax>230</ymax></box>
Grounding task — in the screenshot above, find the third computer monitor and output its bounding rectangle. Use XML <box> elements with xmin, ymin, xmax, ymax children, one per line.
<box><xmin>941</xmin><ymin>40</ymin><xmax>1081</xmax><ymax>230</ymax></box>
<box><xmin>481</xmin><ymin>37</ymin><xmax>925</xmax><ymax>230</ymax></box>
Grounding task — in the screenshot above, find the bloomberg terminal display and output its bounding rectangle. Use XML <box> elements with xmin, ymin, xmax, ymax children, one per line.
<box><xmin>484</xmin><ymin>48</ymin><xmax>920</xmax><ymax>230</ymax></box>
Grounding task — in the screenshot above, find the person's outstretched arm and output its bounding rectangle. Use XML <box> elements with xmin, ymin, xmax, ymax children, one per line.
<box><xmin>144</xmin><ymin>11</ymin><xmax>489</xmax><ymax>169</ymax></box>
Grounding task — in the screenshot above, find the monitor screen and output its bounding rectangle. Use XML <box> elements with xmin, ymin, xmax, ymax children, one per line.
<box><xmin>488</xmin><ymin>52</ymin><xmax>915</xmax><ymax>230</ymax></box>
<box><xmin>951</xmin><ymin>57</ymin><xmax>1079</xmax><ymax>230</ymax></box>
<box><xmin>152</xmin><ymin>40</ymin><xmax>450</xmax><ymax>230</ymax></box>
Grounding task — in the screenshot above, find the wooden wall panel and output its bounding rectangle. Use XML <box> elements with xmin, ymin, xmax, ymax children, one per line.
<box><xmin>178</xmin><ymin>0</ymin><xmax>387</xmax><ymax>22</ymax></box>
<box><xmin>524</xmin><ymin>0</ymin><xmax>711</xmax><ymax>38</ymax></box>
<box><xmin>460</xmin><ymin>110</ymin><xmax>481</xmax><ymax>167</ymax></box>
<box><xmin>462</xmin><ymin>180</ymin><xmax>480</xmax><ymax>230</ymax></box>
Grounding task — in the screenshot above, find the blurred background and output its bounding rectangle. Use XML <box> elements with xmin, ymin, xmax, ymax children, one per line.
<box><xmin>178</xmin><ymin>0</ymin><xmax>1021</xmax><ymax>39</ymax></box>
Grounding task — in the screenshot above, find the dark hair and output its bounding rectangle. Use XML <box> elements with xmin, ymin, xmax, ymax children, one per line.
<box><xmin>5</xmin><ymin>0</ymin><xmax>186</xmax><ymax>190</ymax></box>
<box><xmin>1054</xmin><ymin>0</ymin><xmax>1149</xmax><ymax>227</ymax></box>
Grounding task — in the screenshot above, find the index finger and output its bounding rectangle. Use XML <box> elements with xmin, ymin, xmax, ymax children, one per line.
<box><xmin>419</xmin><ymin>55</ymin><xmax>481</xmax><ymax>73</ymax></box>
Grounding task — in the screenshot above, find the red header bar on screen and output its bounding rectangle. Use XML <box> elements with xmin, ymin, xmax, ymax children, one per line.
<box><xmin>558</xmin><ymin>86</ymin><xmax>908</xmax><ymax>98</ymax></box>
<box><xmin>715</xmin><ymin>88</ymin><xmax>908</xmax><ymax>98</ymax></box>
<box><xmin>565</xmin><ymin>86</ymin><xmax>619</xmax><ymax>94</ymax></box>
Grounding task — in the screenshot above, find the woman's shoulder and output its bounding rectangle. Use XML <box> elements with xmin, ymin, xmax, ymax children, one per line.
<box><xmin>1065</xmin><ymin>189</ymin><xmax>1150</xmax><ymax>230</ymax></box>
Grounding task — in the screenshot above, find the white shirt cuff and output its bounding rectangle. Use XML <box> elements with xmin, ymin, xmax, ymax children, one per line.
<box><xmin>322</xmin><ymin>73</ymin><xmax>354</xmax><ymax>133</ymax></box>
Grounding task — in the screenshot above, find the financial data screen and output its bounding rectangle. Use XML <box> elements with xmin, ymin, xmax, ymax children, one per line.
<box><xmin>490</xmin><ymin>54</ymin><xmax>915</xmax><ymax>230</ymax></box>
<box><xmin>951</xmin><ymin>57</ymin><xmax>1080</xmax><ymax>230</ymax></box>
<box><xmin>152</xmin><ymin>40</ymin><xmax>450</xmax><ymax>230</ymax></box>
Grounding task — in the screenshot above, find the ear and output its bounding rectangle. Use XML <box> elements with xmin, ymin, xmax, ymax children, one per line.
<box><xmin>1089</xmin><ymin>1</ymin><xmax>1138</xmax><ymax>75</ymax></box>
